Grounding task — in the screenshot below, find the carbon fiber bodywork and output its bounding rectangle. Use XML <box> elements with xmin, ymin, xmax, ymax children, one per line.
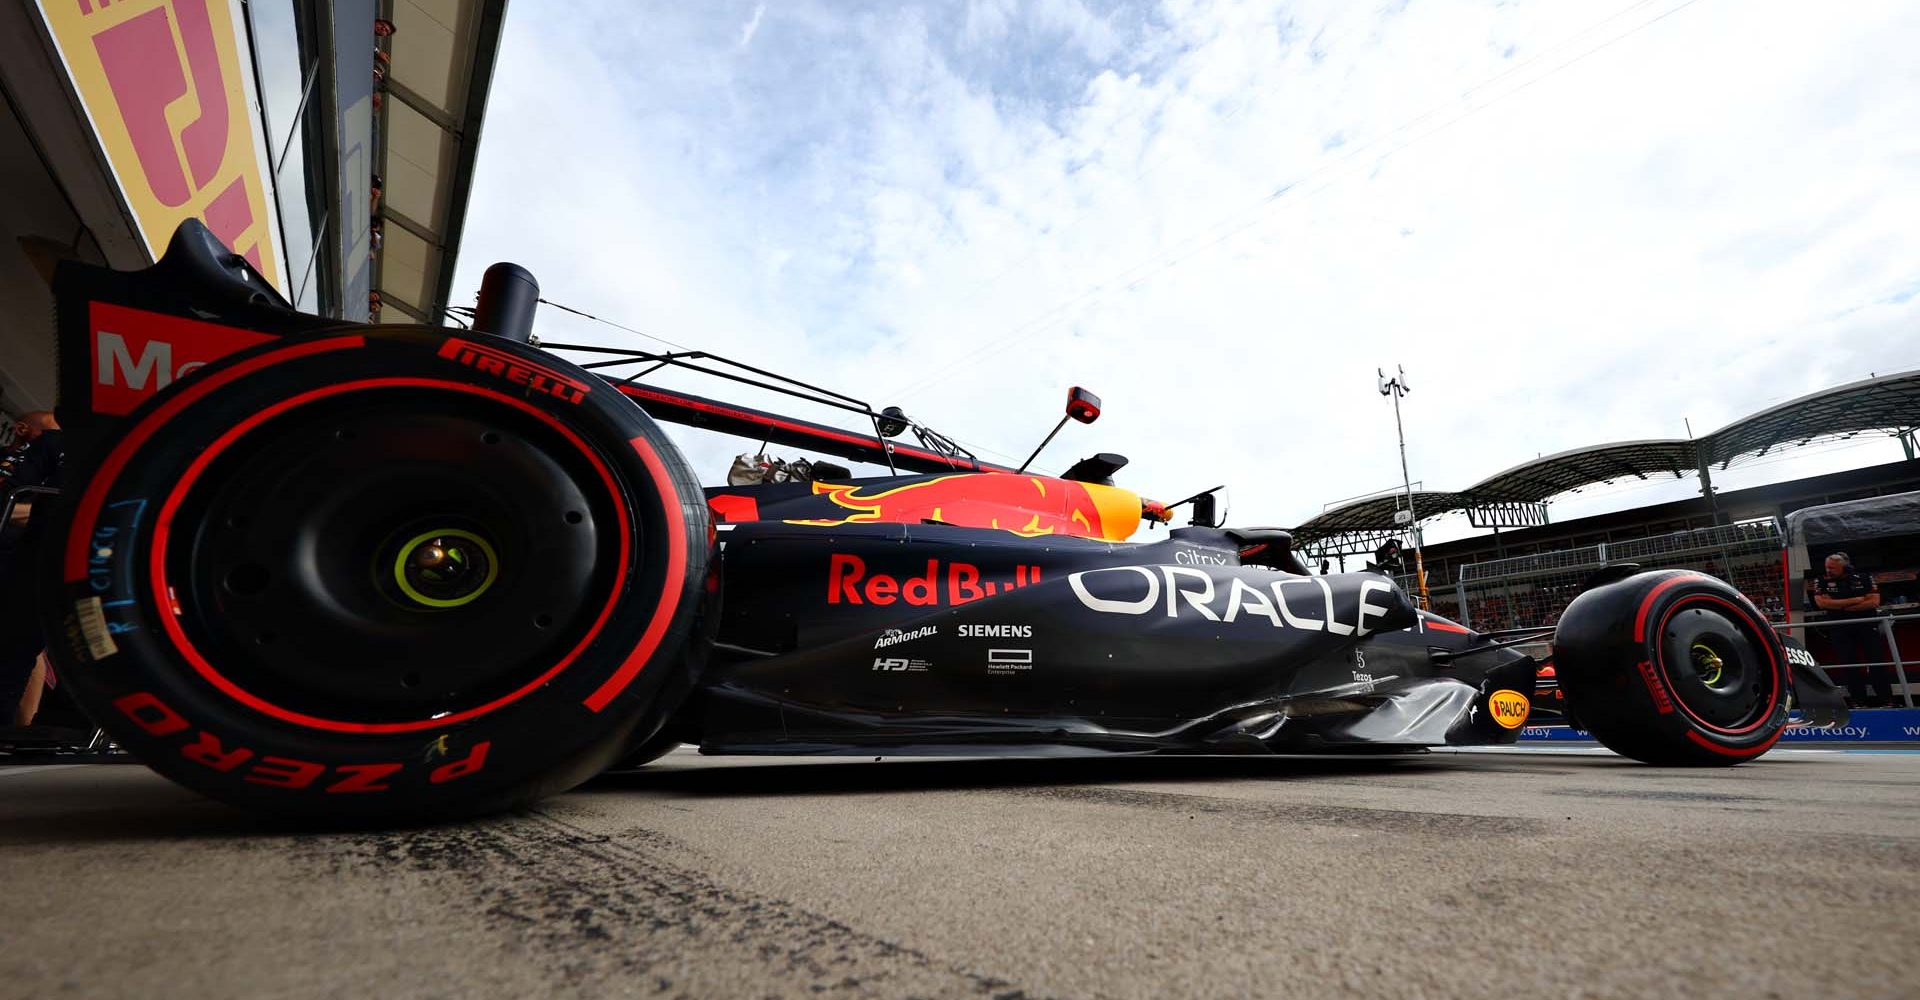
<box><xmin>675</xmin><ymin>522</ymin><xmax>1539</xmax><ymax>756</ymax></box>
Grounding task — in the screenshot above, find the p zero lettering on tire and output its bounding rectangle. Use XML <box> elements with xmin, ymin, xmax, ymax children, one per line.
<box><xmin>1553</xmin><ymin>569</ymin><xmax>1790</xmax><ymax>766</ymax></box>
<box><xmin>41</xmin><ymin>329</ymin><xmax>712</xmax><ymax>820</ymax></box>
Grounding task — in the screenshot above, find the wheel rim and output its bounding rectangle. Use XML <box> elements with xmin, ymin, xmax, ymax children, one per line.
<box><xmin>165</xmin><ymin>386</ymin><xmax>629</xmax><ymax>725</ymax></box>
<box><xmin>1660</xmin><ymin>604</ymin><xmax>1770</xmax><ymax>732</ymax></box>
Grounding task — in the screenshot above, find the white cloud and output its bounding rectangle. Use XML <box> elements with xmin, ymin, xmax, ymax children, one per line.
<box><xmin>452</xmin><ymin>0</ymin><xmax>1920</xmax><ymax>543</ymax></box>
<box><xmin>737</xmin><ymin>3</ymin><xmax>765</xmax><ymax>50</ymax></box>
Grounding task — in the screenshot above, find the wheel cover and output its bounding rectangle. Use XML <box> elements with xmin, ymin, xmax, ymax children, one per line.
<box><xmin>154</xmin><ymin>380</ymin><xmax>637</xmax><ymax>732</ymax></box>
<box><xmin>1656</xmin><ymin>599</ymin><xmax>1776</xmax><ymax>734</ymax></box>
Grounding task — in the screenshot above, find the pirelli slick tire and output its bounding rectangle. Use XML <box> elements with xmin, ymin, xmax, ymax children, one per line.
<box><xmin>1554</xmin><ymin>570</ymin><xmax>1789</xmax><ymax>765</ymax></box>
<box><xmin>40</xmin><ymin>330</ymin><xmax>711</xmax><ymax>821</ymax></box>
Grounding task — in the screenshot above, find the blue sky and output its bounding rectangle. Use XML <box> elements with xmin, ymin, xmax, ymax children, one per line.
<box><xmin>453</xmin><ymin>0</ymin><xmax>1920</xmax><ymax>540</ymax></box>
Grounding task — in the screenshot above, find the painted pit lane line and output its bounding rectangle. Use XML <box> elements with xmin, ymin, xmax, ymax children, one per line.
<box><xmin>1443</xmin><ymin>744</ymin><xmax>1920</xmax><ymax>757</ymax></box>
<box><xmin>0</xmin><ymin>764</ymin><xmax>90</xmax><ymax>778</ymax></box>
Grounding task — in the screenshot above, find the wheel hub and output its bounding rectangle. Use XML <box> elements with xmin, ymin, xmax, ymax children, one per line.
<box><xmin>1690</xmin><ymin>642</ymin><xmax>1726</xmax><ymax>687</ymax></box>
<box><xmin>393</xmin><ymin>528</ymin><xmax>499</xmax><ymax>608</ymax></box>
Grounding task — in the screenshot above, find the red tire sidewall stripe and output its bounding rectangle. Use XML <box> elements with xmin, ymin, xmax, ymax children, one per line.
<box><xmin>1653</xmin><ymin>593</ymin><xmax>1783</xmax><ymax>738</ymax></box>
<box><xmin>1632</xmin><ymin>573</ymin><xmax>1703</xmax><ymax>643</ymax></box>
<box><xmin>1686</xmin><ymin>727</ymin><xmax>1782</xmax><ymax>759</ymax></box>
<box><xmin>149</xmin><ymin>376</ymin><xmax>634</xmax><ymax>734</ymax></box>
<box><xmin>64</xmin><ymin>336</ymin><xmax>366</xmax><ymax>582</ymax></box>
<box><xmin>581</xmin><ymin>435</ymin><xmax>690</xmax><ymax>713</ymax></box>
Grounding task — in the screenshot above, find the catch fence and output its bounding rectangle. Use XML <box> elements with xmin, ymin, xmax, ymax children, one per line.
<box><xmin>1447</xmin><ymin>520</ymin><xmax>1786</xmax><ymax>632</ymax></box>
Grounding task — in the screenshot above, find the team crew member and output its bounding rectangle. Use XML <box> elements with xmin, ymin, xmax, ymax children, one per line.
<box><xmin>0</xmin><ymin>411</ymin><xmax>63</xmax><ymax>721</ymax></box>
<box><xmin>1812</xmin><ymin>552</ymin><xmax>1895</xmax><ymax>708</ymax></box>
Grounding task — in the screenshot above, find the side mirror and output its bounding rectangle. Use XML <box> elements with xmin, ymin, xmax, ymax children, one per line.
<box><xmin>1066</xmin><ymin>386</ymin><xmax>1101</xmax><ymax>424</ymax></box>
<box><xmin>1190</xmin><ymin>488</ymin><xmax>1230</xmax><ymax>528</ymax></box>
<box><xmin>876</xmin><ymin>405</ymin><xmax>910</xmax><ymax>439</ymax></box>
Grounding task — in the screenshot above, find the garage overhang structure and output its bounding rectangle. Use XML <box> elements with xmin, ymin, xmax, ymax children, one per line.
<box><xmin>1293</xmin><ymin>369</ymin><xmax>1920</xmax><ymax>551</ymax></box>
<box><xmin>367</xmin><ymin>0</ymin><xmax>508</xmax><ymax>325</ymax></box>
<box><xmin>0</xmin><ymin>0</ymin><xmax>507</xmax><ymax>418</ymax></box>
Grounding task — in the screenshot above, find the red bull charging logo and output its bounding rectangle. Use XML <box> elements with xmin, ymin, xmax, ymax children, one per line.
<box><xmin>790</xmin><ymin>474</ymin><xmax>1141</xmax><ymax>542</ymax></box>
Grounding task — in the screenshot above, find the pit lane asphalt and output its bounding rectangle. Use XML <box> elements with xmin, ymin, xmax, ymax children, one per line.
<box><xmin>2</xmin><ymin>747</ymin><xmax>1913</xmax><ymax>1000</ymax></box>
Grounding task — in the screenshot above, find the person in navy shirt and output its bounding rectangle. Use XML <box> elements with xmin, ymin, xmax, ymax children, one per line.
<box><xmin>1813</xmin><ymin>552</ymin><xmax>1896</xmax><ymax>707</ymax></box>
<box><xmin>0</xmin><ymin>411</ymin><xmax>63</xmax><ymax>722</ymax></box>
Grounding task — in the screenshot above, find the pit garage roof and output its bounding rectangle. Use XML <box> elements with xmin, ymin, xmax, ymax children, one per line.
<box><xmin>1294</xmin><ymin>369</ymin><xmax>1920</xmax><ymax>543</ymax></box>
<box><xmin>373</xmin><ymin>0</ymin><xmax>507</xmax><ymax>323</ymax></box>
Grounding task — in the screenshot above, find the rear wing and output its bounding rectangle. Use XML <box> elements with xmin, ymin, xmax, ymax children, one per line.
<box><xmin>54</xmin><ymin>221</ymin><xmax>1014</xmax><ymax>476</ymax></box>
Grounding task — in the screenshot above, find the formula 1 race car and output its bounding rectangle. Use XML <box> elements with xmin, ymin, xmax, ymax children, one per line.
<box><xmin>32</xmin><ymin>222</ymin><xmax>1850</xmax><ymax>821</ymax></box>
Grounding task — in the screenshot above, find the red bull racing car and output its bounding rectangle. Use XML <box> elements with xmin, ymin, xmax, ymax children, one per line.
<box><xmin>32</xmin><ymin>223</ymin><xmax>1850</xmax><ymax>821</ymax></box>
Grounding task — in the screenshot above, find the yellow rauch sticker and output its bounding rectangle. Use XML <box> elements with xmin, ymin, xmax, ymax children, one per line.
<box><xmin>1488</xmin><ymin>689</ymin><xmax>1530</xmax><ymax>729</ymax></box>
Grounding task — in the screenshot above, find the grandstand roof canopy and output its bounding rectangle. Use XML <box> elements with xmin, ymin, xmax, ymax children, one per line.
<box><xmin>1293</xmin><ymin>369</ymin><xmax>1920</xmax><ymax>545</ymax></box>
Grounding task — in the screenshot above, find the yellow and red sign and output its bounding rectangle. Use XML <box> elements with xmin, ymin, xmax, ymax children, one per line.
<box><xmin>37</xmin><ymin>0</ymin><xmax>282</xmax><ymax>290</ymax></box>
<box><xmin>1488</xmin><ymin>689</ymin><xmax>1531</xmax><ymax>730</ymax></box>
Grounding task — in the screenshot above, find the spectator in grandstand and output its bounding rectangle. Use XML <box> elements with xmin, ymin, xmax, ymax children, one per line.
<box><xmin>1813</xmin><ymin>552</ymin><xmax>1895</xmax><ymax>708</ymax></box>
<box><xmin>0</xmin><ymin>410</ymin><xmax>62</xmax><ymax>723</ymax></box>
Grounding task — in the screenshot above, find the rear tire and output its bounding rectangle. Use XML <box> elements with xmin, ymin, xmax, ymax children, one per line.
<box><xmin>1554</xmin><ymin>570</ymin><xmax>1788</xmax><ymax>765</ymax></box>
<box><xmin>40</xmin><ymin>329</ymin><xmax>711</xmax><ymax>820</ymax></box>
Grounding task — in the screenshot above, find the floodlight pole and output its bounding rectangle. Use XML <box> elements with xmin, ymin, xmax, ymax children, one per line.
<box><xmin>1378</xmin><ymin>365</ymin><xmax>1428</xmax><ymax>609</ymax></box>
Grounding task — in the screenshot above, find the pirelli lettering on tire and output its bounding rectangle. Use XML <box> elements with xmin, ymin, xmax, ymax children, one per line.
<box><xmin>1636</xmin><ymin>660</ymin><xmax>1676</xmax><ymax>714</ymax></box>
<box><xmin>437</xmin><ymin>338</ymin><xmax>592</xmax><ymax>404</ymax></box>
<box><xmin>110</xmin><ymin>690</ymin><xmax>494</xmax><ymax>793</ymax></box>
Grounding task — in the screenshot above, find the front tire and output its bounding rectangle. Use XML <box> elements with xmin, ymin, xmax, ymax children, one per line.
<box><xmin>1554</xmin><ymin>570</ymin><xmax>1788</xmax><ymax>765</ymax></box>
<box><xmin>40</xmin><ymin>329</ymin><xmax>711</xmax><ymax>820</ymax></box>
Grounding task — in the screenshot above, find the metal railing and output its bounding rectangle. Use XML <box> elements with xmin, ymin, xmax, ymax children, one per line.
<box><xmin>1607</xmin><ymin>520</ymin><xmax>1781</xmax><ymax>562</ymax></box>
<box><xmin>1457</xmin><ymin>545</ymin><xmax>1605</xmax><ymax>583</ymax></box>
<box><xmin>1</xmin><ymin>484</ymin><xmax>59</xmax><ymax>529</ymax></box>
<box><xmin>1774</xmin><ymin>611</ymin><xmax>1917</xmax><ymax>709</ymax></box>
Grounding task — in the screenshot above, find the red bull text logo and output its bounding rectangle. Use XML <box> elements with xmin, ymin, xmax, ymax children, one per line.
<box><xmin>827</xmin><ymin>554</ymin><xmax>1042</xmax><ymax>606</ymax></box>
<box><xmin>438</xmin><ymin>339</ymin><xmax>590</xmax><ymax>404</ymax></box>
<box><xmin>794</xmin><ymin>474</ymin><xmax>1140</xmax><ymax>541</ymax></box>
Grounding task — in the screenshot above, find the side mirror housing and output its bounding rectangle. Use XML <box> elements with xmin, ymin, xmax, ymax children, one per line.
<box><xmin>1182</xmin><ymin>487</ymin><xmax>1228</xmax><ymax>525</ymax></box>
<box><xmin>1066</xmin><ymin>386</ymin><xmax>1101</xmax><ymax>424</ymax></box>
